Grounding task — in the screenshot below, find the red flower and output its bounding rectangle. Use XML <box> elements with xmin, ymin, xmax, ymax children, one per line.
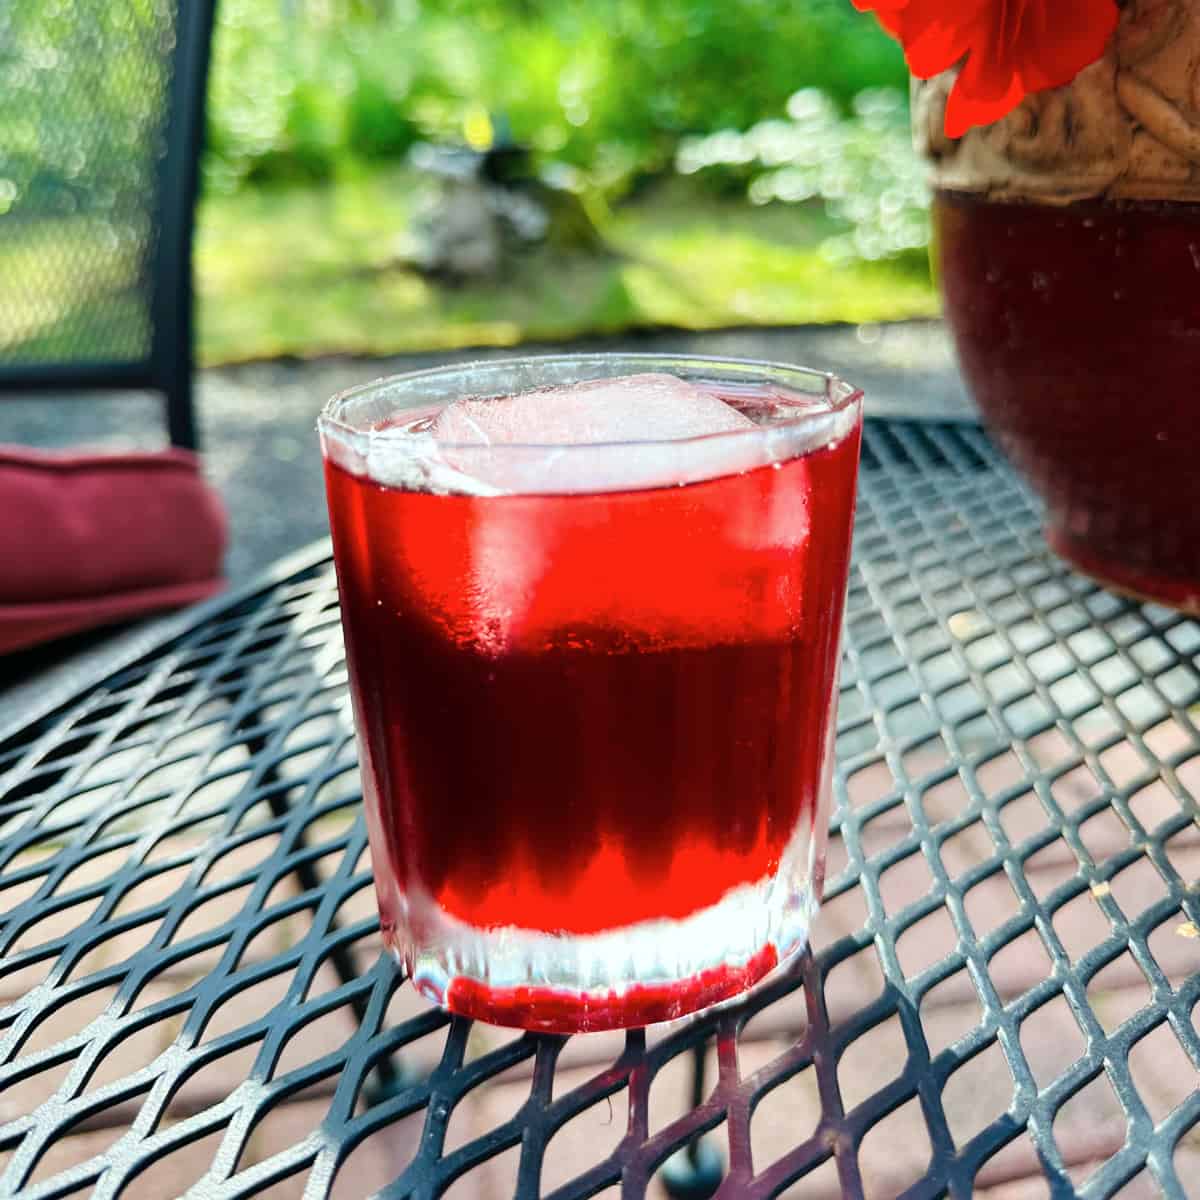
<box><xmin>853</xmin><ymin>0</ymin><xmax>1120</xmax><ymax>137</ymax></box>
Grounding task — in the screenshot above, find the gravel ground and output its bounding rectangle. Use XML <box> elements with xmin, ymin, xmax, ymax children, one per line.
<box><xmin>0</xmin><ymin>321</ymin><xmax>970</xmax><ymax>586</ymax></box>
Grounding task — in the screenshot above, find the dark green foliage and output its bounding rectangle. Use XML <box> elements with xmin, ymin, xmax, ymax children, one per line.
<box><xmin>205</xmin><ymin>0</ymin><xmax>905</xmax><ymax>191</ymax></box>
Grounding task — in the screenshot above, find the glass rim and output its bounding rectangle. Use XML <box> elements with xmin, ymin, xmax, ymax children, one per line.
<box><xmin>317</xmin><ymin>352</ymin><xmax>863</xmax><ymax>452</ymax></box>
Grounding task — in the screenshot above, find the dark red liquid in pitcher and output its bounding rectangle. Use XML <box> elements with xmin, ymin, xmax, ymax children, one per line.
<box><xmin>326</xmin><ymin>421</ymin><xmax>859</xmax><ymax>934</ymax></box>
<box><xmin>935</xmin><ymin>191</ymin><xmax>1200</xmax><ymax>609</ymax></box>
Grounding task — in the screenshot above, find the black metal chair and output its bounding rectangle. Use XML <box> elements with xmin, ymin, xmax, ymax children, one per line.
<box><xmin>0</xmin><ymin>0</ymin><xmax>219</xmax><ymax>450</ymax></box>
<box><xmin>0</xmin><ymin>6</ymin><xmax>406</xmax><ymax>1097</ymax></box>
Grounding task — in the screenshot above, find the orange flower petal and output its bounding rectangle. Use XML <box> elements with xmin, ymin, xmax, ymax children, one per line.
<box><xmin>899</xmin><ymin>4</ymin><xmax>986</xmax><ymax>79</ymax></box>
<box><xmin>1012</xmin><ymin>0</ymin><xmax>1118</xmax><ymax>93</ymax></box>
<box><xmin>855</xmin><ymin>0</ymin><xmax>1118</xmax><ymax>137</ymax></box>
<box><xmin>946</xmin><ymin>52</ymin><xmax>1025</xmax><ymax>137</ymax></box>
<box><xmin>949</xmin><ymin>0</ymin><xmax>1118</xmax><ymax>135</ymax></box>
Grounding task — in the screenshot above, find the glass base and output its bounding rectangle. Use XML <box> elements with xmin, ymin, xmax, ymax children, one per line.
<box><xmin>393</xmin><ymin>869</ymin><xmax>819</xmax><ymax>1033</ymax></box>
<box><xmin>1046</xmin><ymin>526</ymin><xmax>1200</xmax><ymax>616</ymax></box>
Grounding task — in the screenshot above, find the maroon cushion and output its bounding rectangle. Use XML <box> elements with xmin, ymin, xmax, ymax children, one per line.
<box><xmin>0</xmin><ymin>446</ymin><xmax>228</xmax><ymax>653</ymax></box>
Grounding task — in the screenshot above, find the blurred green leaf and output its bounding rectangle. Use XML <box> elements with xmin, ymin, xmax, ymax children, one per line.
<box><xmin>677</xmin><ymin>87</ymin><xmax>931</xmax><ymax>261</ymax></box>
<box><xmin>203</xmin><ymin>0</ymin><xmax>906</xmax><ymax>191</ymax></box>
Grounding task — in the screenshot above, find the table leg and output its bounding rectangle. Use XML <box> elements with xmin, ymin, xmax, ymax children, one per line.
<box><xmin>660</xmin><ymin>1043</ymin><xmax>725</xmax><ymax>1198</ymax></box>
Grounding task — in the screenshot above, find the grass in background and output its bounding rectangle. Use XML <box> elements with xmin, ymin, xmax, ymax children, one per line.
<box><xmin>193</xmin><ymin>0</ymin><xmax>931</xmax><ymax>366</ymax></box>
<box><xmin>2</xmin><ymin>1</ymin><xmax>929</xmax><ymax>367</ymax></box>
<box><xmin>195</xmin><ymin>168</ymin><xmax>937</xmax><ymax>365</ymax></box>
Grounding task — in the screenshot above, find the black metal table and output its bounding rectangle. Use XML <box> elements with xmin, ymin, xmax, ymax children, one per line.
<box><xmin>1</xmin><ymin>416</ymin><xmax>1197</xmax><ymax>1199</ymax></box>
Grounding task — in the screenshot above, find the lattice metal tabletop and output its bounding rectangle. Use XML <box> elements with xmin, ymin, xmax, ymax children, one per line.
<box><xmin>1</xmin><ymin>418</ymin><xmax>1198</xmax><ymax>1199</ymax></box>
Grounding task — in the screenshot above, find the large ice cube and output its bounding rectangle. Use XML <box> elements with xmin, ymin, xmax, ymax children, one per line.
<box><xmin>435</xmin><ymin>373</ymin><xmax>753</xmax><ymax>445</ymax></box>
<box><xmin>430</xmin><ymin>373</ymin><xmax>781</xmax><ymax>494</ymax></box>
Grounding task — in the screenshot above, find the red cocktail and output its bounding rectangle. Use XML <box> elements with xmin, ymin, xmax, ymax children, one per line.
<box><xmin>319</xmin><ymin>356</ymin><xmax>861</xmax><ymax>1032</ymax></box>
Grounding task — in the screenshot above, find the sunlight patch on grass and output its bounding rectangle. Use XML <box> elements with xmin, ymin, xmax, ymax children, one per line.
<box><xmin>193</xmin><ymin>165</ymin><xmax>937</xmax><ymax>364</ymax></box>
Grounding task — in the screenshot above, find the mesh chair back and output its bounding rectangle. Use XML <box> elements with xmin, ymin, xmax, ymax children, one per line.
<box><xmin>0</xmin><ymin>1</ymin><xmax>217</xmax><ymax>448</ymax></box>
